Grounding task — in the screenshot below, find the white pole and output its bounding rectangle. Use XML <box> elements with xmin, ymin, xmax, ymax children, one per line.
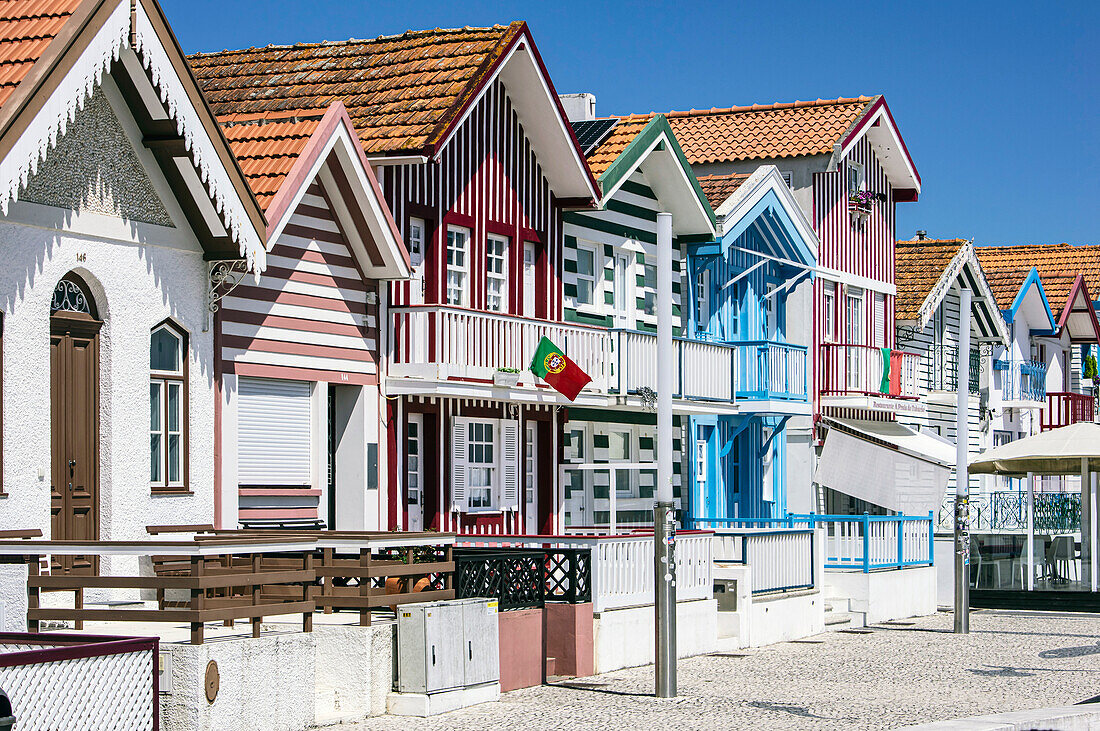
<box><xmin>654</xmin><ymin>211</ymin><xmax>676</xmax><ymax>697</ymax></box>
<box><xmin>1091</xmin><ymin>470</ymin><xmax>1098</xmax><ymax>592</ymax></box>
<box><xmin>954</xmin><ymin>287</ymin><xmax>972</xmax><ymax>633</ymax></box>
<box><xmin>1027</xmin><ymin>471</ymin><xmax>1034</xmax><ymax>591</ymax></box>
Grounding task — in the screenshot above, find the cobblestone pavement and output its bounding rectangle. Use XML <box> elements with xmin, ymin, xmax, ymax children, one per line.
<box><xmin>337</xmin><ymin>609</ymin><xmax>1100</xmax><ymax>730</ymax></box>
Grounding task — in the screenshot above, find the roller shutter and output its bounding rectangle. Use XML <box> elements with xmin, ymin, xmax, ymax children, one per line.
<box><xmin>238</xmin><ymin>377</ymin><xmax>312</xmax><ymax>485</ymax></box>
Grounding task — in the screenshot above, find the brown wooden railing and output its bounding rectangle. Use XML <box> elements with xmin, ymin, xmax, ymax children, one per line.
<box><xmin>1041</xmin><ymin>391</ymin><xmax>1096</xmax><ymax>431</ymax></box>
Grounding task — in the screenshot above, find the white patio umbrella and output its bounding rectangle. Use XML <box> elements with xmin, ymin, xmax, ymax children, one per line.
<box><xmin>969</xmin><ymin>422</ymin><xmax>1100</xmax><ymax>591</ymax></box>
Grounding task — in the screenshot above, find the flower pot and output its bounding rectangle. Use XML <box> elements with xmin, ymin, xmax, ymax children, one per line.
<box><xmin>493</xmin><ymin>370</ymin><xmax>522</xmax><ymax>387</ymax></box>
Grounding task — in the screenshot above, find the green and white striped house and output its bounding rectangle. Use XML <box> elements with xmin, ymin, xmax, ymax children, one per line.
<box><xmin>559</xmin><ymin>112</ymin><xmax>719</xmax><ymax>528</ymax></box>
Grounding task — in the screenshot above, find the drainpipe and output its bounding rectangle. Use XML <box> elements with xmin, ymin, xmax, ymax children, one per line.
<box><xmin>954</xmin><ymin>287</ymin><xmax>972</xmax><ymax>633</ymax></box>
<box><xmin>654</xmin><ymin>212</ymin><xmax>677</xmax><ymax>697</ymax></box>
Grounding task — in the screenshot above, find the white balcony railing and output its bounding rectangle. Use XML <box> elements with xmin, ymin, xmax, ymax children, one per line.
<box><xmin>613</xmin><ymin>329</ymin><xmax>735</xmax><ymax>402</ymax></box>
<box><xmin>390</xmin><ymin>305</ymin><xmax>612</xmax><ymax>389</ymax></box>
<box><xmin>712</xmin><ymin>528</ymin><xmax>816</xmax><ymax>594</ymax></box>
<box><xmin>455</xmin><ymin>532</ymin><xmax>713</xmax><ymax>612</ymax></box>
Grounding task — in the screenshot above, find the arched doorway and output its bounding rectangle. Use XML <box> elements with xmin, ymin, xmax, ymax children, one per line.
<box><xmin>50</xmin><ymin>273</ymin><xmax>101</xmax><ymax>574</ymax></box>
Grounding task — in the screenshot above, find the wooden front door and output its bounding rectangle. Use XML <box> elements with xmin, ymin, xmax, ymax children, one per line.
<box><xmin>50</xmin><ymin>311</ymin><xmax>101</xmax><ymax>574</ymax></box>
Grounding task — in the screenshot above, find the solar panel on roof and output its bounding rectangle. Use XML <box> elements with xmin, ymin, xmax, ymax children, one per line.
<box><xmin>571</xmin><ymin>119</ymin><xmax>618</xmax><ymax>156</ymax></box>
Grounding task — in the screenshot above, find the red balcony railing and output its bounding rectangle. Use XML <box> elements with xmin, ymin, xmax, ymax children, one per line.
<box><xmin>820</xmin><ymin>343</ymin><xmax>920</xmax><ymax>399</ymax></box>
<box><xmin>1041</xmin><ymin>391</ymin><xmax>1096</xmax><ymax>431</ymax></box>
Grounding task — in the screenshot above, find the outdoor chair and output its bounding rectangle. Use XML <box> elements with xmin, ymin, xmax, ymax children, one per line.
<box><xmin>1048</xmin><ymin>535</ymin><xmax>1078</xmax><ymax>583</ymax></box>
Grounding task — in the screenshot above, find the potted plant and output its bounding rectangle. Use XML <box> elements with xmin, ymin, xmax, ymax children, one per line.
<box><xmin>849</xmin><ymin>190</ymin><xmax>875</xmax><ymax>218</ymax></box>
<box><xmin>493</xmin><ymin>367</ymin><xmax>522</xmax><ymax>387</ymax></box>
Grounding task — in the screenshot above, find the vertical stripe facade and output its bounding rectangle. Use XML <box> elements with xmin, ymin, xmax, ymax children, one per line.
<box><xmin>813</xmin><ymin>137</ymin><xmax>896</xmax><ymax>424</ymax></box>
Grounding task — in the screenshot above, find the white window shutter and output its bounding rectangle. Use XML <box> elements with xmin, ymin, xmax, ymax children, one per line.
<box><xmin>451</xmin><ymin>420</ymin><xmax>467</xmax><ymax>512</ymax></box>
<box><xmin>502</xmin><ymin>420</ymin><xmax>520</xmax><ymax>511</ymax></box>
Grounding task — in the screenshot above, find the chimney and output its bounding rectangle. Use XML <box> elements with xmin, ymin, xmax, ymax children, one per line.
<box><xmin>559</xmin><ymin>93</ymin><xmax>596</xmax><ymax>122</ymax></box>
<box><xmin>915</xmin><ymin>230</ymin><xmax>927</xmax><ymax>241</ymax></box>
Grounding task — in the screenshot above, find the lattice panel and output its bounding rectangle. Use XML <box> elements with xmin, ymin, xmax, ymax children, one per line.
<box><xmin>0</xmin><ymin>650</ymin><xmax>154</xmax><ymax>730</ymax></box>
<box><xmin>545</xmin><ymin>550</ymin><xmax>592</xmax><ymax>603</ymax></box>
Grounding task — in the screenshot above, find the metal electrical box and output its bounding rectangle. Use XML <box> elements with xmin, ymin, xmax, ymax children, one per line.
<box><xmin>396</xmin><ymin>598</ymin><xmax>499</xmax><ymax>694</ymax></box>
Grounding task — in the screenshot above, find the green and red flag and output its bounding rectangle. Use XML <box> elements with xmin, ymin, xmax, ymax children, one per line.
<box><xmin>530</xmin><ymin>336</ymin><xmax>591</xmax><ymax>401</ymax></box>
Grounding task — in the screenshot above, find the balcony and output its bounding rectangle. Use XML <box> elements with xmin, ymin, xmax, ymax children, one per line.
<box><xmin>1041</xmin><ymin>391</ymin><xmax>1096</xmax><ymax>431</ymax></box>
<box><xmin>820</xmin><ymin>343</ymin><xmax>921</xmax><ymax>411</ymax></box>
<box><xmin>924</xmin><ymin>344</ymin><xmax>980</xmax><ymax>394</ymax></box>
<box><xmin>733</xmin><ymin>340</ymin><xmax>809</xmax><ymax>402</ymax></box>
<box><xmin>612</xmin><ymin>329</ymin><xmax>735</xmax><ymax>403</ymax></box>
<box><xmin>995</xmin><ymin>359</ymin><xmax>1047</xmax><ymax>405</ymax></box>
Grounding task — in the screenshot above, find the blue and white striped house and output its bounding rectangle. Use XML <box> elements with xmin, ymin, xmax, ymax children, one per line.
<box><xmin>688</xmin><ymin>167</ymin><xmax>819</xmax><ymax>525</ymax></box>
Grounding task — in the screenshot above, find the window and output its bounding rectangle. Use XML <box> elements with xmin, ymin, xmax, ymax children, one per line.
<box><xmin>608</xmin><ymin>430</ymin><xmax>633</xmax><ymax>497</ymax></box>
<box><xmin>781</xmin><ymin>171</ymin><xmax>794</xmax><ymax>189</ymax></box>
<box><xmin>446</xmin><ymin>225</ymin><xmax>469</xmax><ymax>306</ymax></box>
<box><xmin>575</xmin><ymin>246</ymin><xmax>596</xmax><ymax>306</ymax></box>
<box><xmin>486</xmin><ymin>233</ymin><xmax>509</xmax><ymax>312</ymax></box>
<box><xmin>407</xmin><ymin>217</ymin><xmax>425</xmax><ymax>268</ymax></box>
<box><xmin>566</xmin><ymin>428</ymin><xmax>586</xmax><ymax>462</ymax></box>
<box><xmin>847</xmin><ymin>161</ymin><xmax>865</xmax><ymax>196</ymax></box>
<box><xmin>467</xmin><ymin>422</ymin><xmax>495</xmax><ymax>509</ymax></box>
<box><xmin>765</xmin><ymin>281</ymin><xmax>778</xmax><ymax>338</ymax></box>
<box><xmin>823</xmin><ymin>289</ymin><xmax>836</xmax><ymax>342</ymax></box>
<box><xmin>150</xmin><ymin>323</ymin><xmax>186</xmax><ymax>491</ymax></box>
<box><xmin>643</xmin><ymin>263</ymin><xmax>657</xmax><ymax>316</ymax></box>
<box><xmin>407</xmin><ymin>420</ymin><xmax>420</xmax><ymax>506</ymax></box>
<box><xmin>695</xmin><ymin>268</ymin><xmax>710</xmax><ymax>330</ymax></box>
<box><xmin>845</xmin><ymin>288</ymin><xmax>865</xmax><ymax>344</ymax></box>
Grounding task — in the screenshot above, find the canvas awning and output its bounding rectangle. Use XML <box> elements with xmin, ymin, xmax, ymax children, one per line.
<box><xmin>814</xmin><ymin>418</ymin><xmax>955</xmax><ymax>515</ymax></box>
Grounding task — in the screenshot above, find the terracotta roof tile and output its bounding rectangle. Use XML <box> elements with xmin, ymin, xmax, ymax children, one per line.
<box><xmin>894</xmin><ymin>239</ymin><xmax>969</xmax><ymax>321</ymax></box>
<box><xmin>0</xmin><ymin>0</ymin><xmax>81</xmax><ymax>109</ymax></box>
<box><xmin>189</xmin><ymin>24</ymin><xmax>522</xmax><ymax>155</ymax></box>
<box><xmin>974</xmin><ymin>243</ymin><xmax>1100</xmax><ymax>316</ymax></box>
<box><xmin>695</xmin><ymin>173</ymin><xmax>752</xmax><ymax>210</ymax></box>
<box><xmin>582</xmin><ymin>116</ymin><xmax>647</xmax><ymax>178</ymax></box>
<box><xmin>219</xmin><ymin>110</ymin><xmax>324</xmax><ymax>209</ymax></box>
<box><xmin>631</xmin><ymin>97</ymin><xmax>876</xmax><ymax>165</ymax></box>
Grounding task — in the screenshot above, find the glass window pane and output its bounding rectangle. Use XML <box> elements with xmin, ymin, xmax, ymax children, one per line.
<box><xmin>151</xmin><ymin>327</ymin><xmax>181</xmax><ymax>372</ymax></box>
<box><xmin>167</xmin><ymin>383</ymin><xmax>181</xmax><ymax>432</ymax></box>
<box><xmin>609</xmin><ymin>431</ymin><xmax>630</xmax><ymax>461</ymax></box>
<box><xmin>150</xmin><ymin>434</ymin><xmax>162</xmax><ymax>483</ymax></box>
<box><xmin>577</xmin><ymin>249</ymin><xmax>594</xmax><ymax>277</ymax></box>
<box><xmin>150</xmin><ymin>382</ymin><xmax>162</xmax><ymax>431</ymax></box>
<box><xmin>168</xmin><ymin>434</ymin><xmax>180</xmax><ymax>483</ymax></box>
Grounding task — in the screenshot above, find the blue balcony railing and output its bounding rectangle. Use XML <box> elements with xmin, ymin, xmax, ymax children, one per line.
<box><xmin>733</xmin><ymin>340</ymin><xmax>808</xmax><ymax>401</ymax></box>
<box><xmin>996</xmin><ymin>359</ymin><xmax>1047</xmax><ymax>402</ymax></box>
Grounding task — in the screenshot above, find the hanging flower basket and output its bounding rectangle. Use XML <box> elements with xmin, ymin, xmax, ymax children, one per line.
<box><xmin>849</xmin><ymin>190</ymin><xmax>875</xmax><ymax>218</ymax></box>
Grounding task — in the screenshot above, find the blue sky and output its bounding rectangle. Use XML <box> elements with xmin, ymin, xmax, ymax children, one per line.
<box><xmin>164</xmin><ymin>0</ymin><xmax>1098</xmax><ymax>245</ymax></box>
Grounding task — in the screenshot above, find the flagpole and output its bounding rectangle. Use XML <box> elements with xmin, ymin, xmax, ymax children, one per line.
<box><xmin>655</xmin><ymin>212</ymin><xmax>677</xmax><ymax>697</ymax></box>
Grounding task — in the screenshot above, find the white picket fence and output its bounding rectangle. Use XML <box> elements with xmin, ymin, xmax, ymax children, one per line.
<box><xmin>712</xmin><ymin>529</ymin><xmax>815</xmax><ymax>594</ymax></box>
<box><xmin>455</xmin><ymin>532</ymin><xmax>713</xmax><ymax>612</ymax></box>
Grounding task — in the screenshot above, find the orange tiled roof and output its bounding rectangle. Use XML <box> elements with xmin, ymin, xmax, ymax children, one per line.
<box><xmin>638</xmin><ymin>97</ymin><xmax>876</xmax><ymax>165</ymax></box>
<box><xmin>895</xmin><ymin>239</ymin><xmax>968</xmax><ymax>321</ymax></box>
<box><xmin>220</xmin><ymin>110</ymin><xmax>326</xmax><ymax>210</ymax></box>
<box><xmin>584</xmin><ymin>116</ymin><xmax>646</xmax><ymax>178</ymax></box>
<box><xmin>695</xmin><ymin>173</ymin><xmax>752</xmax><ymax>210</ymax></box>
<box><xmin>974</xmin><ymin>243</ymin><xmax>1100</xmax><ymax>316</ymax></box>
<box><xmin>189</xmin><ymin>24</ymin><xmax>522</xmax><ymax>156</ymax></box>
<box><xmin>0</xmin><ymin>0</ymin><xmax>81</xmax><ymax>109</ymax></box>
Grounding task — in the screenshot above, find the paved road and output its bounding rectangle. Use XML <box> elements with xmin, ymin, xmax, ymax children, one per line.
<box><xmin>337</xmin><ymin>609</ymin><xmax>1100</xmax><ymax>730</ymax></box>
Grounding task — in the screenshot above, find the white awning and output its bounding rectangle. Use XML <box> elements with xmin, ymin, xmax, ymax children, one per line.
<box><xmin>814</xmin><ymin>418</ymin><xmax>954</xmax><ymax>515</ymax></box>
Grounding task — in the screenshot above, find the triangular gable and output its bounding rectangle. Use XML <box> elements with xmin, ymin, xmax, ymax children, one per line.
<box><xmin>914</xmin><ymin>243</ymin><xmax>1010</xmax><ymax>344</ymax></box>
<box><xmin>430</xmin><ymin>23</ymin><xmax>599</xmax><ymax>204</ymax></box>
<box><xmin>1056</xmin><ymin>275</ymin><xmax>1100</xmax><ymax>344</ymax></box>
<box><xmin>597</xmin><ymin>115</ymin><xmax>714</xmax><ymax>236</ymax></box>
<box><xmin>832</xmin><ymin>95</ymin><xmax>920</xmax><ymax>201</ymax></box>
<box><xmin>1006</xmin><ymin>266</ymin><xmax>1056</xmax><ymax>328</ymax></box>
<box><xmin>259</xmin><ymin>103</ymin><xmax>411</xmax><ymax>280</ymax></box>
<box><xmin>713</xmin><ymin>166</ymin><xmax>818</xmax><ymax>267</ymax></box>
<box><xmin>0</xmin><ymin>0</ymin><xmax>266</xmax><ymax>269</ymax></box>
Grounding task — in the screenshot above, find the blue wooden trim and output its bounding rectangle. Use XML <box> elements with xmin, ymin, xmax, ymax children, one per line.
<box><xmin>720</xmin><ymin>189</ymin><xmax>815</xmax><ymax>267</ymax></box>
<box><xmin>1005</xmin><ymin>267</ymin><xmax>1055</xmax><ymax>327</ymax></box>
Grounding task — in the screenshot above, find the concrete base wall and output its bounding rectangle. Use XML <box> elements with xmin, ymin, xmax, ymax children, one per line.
<box><xmin>498</xmin><ymin>609</ymin><xmax>542</xmax><ymax>691</ymax></box>
<box><xmin>592</xmin><ymin>599</ymin><xmax>717</xmax><ymax>674</ymax></box>
<box><xmin>161</xmin><ymin>624</ymin><xmax>392</xmax><ymax>731</ymax></box>
<box><xmin>0</xmin><ymin>564</ymin><xmax>27</xmax><ymax>632</ymax></box>
<box><xmin>746</xmin><ymin>590</ymin><xmax>824</xmax><ymax>647</ymax></box>
<box><xmin>825</xmin><ymin>566</ymin><xmax>938</xmax><ymax>625</ymax></box>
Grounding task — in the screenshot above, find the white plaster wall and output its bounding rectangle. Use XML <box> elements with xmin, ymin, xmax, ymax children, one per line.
<box><xmin>747</xmin><ymin>590</ymin><xmax>824</xmax><ymax>647</ymax></box>
<box><xmin>0</xmin><ymin>202</ymin><xmax>214</xmax><ymax>572</ymax></box>
<box><xmin>161</xmin><ymin>624</ymin><xmax>393</xmax><ymax>731</ymax></box>
<box><xmin>824</xmin><ymin>566</ymin><xmax>937</xmax><ymax>624</ymax></box>
<box><xmin>592</xmin><ymin>599</ymin><xmax>717</xmax><ymax>674</ymax></box>
<box><xmin>0</xmin><ymin>563</ymin><xmax>28</xmax><ymax>632</ymax></box>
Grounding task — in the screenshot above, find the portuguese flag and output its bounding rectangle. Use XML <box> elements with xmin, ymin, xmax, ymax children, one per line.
<box><xmin>530</xmin><ymin>336</ymin><xmax>592</xmax><ymax>401</ymax></box>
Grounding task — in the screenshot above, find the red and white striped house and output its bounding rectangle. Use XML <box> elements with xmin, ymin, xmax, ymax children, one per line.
<box><xmin>202</xmin><ymin>101</ymin><xmax>412</xmax><ymax>529</ymax></box>
<box><xmin>192</xmin><ymin>24</ymin><xmax>600</xmax><ymax>534</ymax></box>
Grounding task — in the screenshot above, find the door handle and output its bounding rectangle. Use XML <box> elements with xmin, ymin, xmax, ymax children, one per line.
<box><xmin>68</xmin><ymin>459</ymin><xmax>76</xmax><ymax>476</ymax></box>
<box><xmin>468</xmin><ymin>640</ymin><xmax>472</xmax><ymax>660</ymax></box>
